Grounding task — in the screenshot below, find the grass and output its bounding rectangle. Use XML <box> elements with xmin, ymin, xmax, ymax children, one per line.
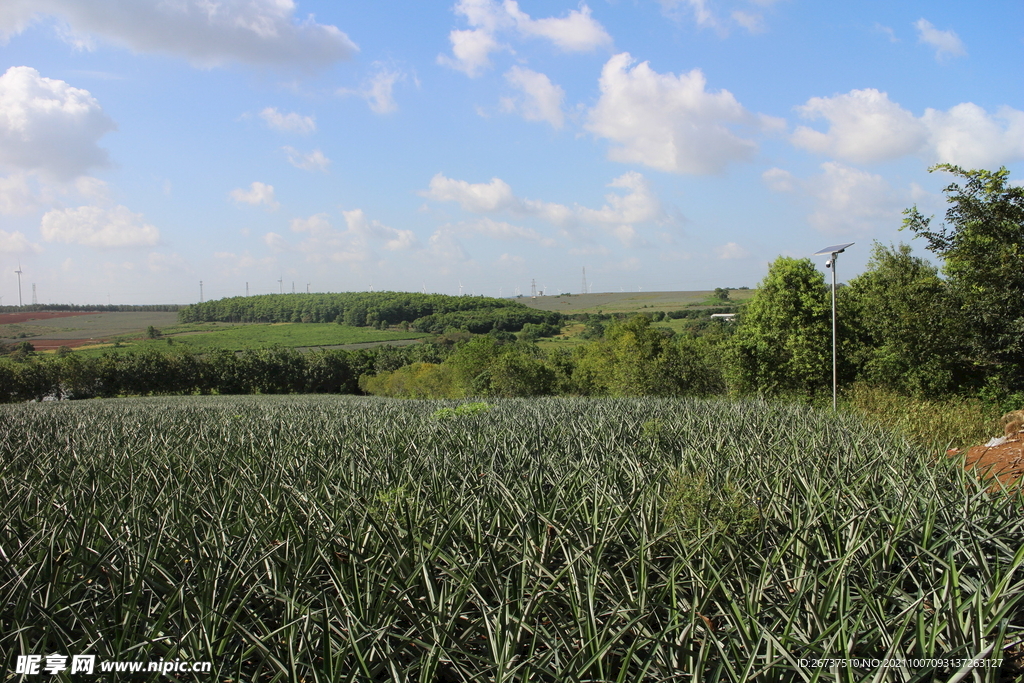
<box><xmin>2</xmin><ymin>395</ymin><xmax>1022</xmax><ymax>681</ymax></box>
<box><xmin>843</xmin><ymin>383</ymin><xmax>1001</xmax><ymax>453</ymax></box>
<box><xmin>519</xmin><ymin>290</ymin><xmax>754</xmax><ymax>314</ymax></box>
<box><xmin>69</xmin><ymin>323</ymin><xmax>427</xmax><ymax>356</ymax></box>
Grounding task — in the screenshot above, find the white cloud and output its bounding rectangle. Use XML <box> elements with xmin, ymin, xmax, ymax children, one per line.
<box><xmin>229</xmin><ymin>181</ymin><xmax>279</xmax><ymax>210</ymax></box>
<box><xmin>423</xmin><ymin>171</ymin><xmax>665</xmax><ymax>248</ymax></box>
<box><xmin>586</xmin><ymin>53</ymin><xmax>757</xmax><ymax>174</ymax></box>
<box><xmin>576</xmin><ymin>172</ymin><xmax>663</xmax><ymax>225</ymax></box>
<box><xmin>922</xmin><ymin>104</ymin><xmax>1024</xmax><ymax>169</ymax></box>
<box><xmin>914</xmin><ymin>18</ymin><xmax>966</xmax><ymax>62</ymax></box>
<box><xmin>792</xmin><ymin>88</ymin><xmax>928</xmax><ymax>164</ymax></box>
<box><xmin>73</xmin><ymin>175</ymin><xmax>109</xmax><ymax>202</ymax></box>
<box><xmin>263</xmin><ymin>231</ymin><xmax>291</xmax><ymax>251</ymax></box>
<box><xmin>805</xmin><ymin>162</ymin><xmax>903</xmax><ymax>236</ymax></box>
<box><xmin>0</xmin><ymin>173</ymin><xmax>37</xmax><ymax>214</ymax></box>
<box><xmin>424</xmin><ymin>174</ymin><xmax>517</xmax><ymax>213</ymax></box>
<box><xmin>731</xmin><ymin>10</ymin><xmax>764</xmax><ymax>34</ymax></box>
<box><xmin>658</xmin><ymin>0</ymin><xmax>718</xmax><ymax>29</ymax></box>
<box><xmin>279</xmin><ymin>210</ymin><xmax>418</xmax><ymax>263</ymax></box>
<box><xmin>501</xmin><ymin>66</ymin><xmax>565</xmax><ymax>129</ymax></box>
<box><xmin>439</xmin><ymin>0</ymin><xmax>611</xmax><ymax>77</ymax></box>
<box><xmin>438</xmin><ymin>28</ymin><xmax>503</xmax><ymax>78</ymax></box>
<box><xmin>0</xmin><ymin>0</ymin><xmax>358</xmax><ymax>69</ymax></box>
<box><xmin>283</xmin><ymin>146</ymin><xmax>330</xmax><ymax>172</ymax></box>
<box><xmin>40</xmin><ymin>204</ymin><xmax>160</xmax><ymax>247</ymax></box>
<box><xmin>341</xmin><ymin>209</ymin><xmax>418</xmax><ymax>251</ymax></box>
<box><xmin>339</xmin><ymin>65</ymin><xmax>405</xmax><ymax>114</ymax></box>
<box><xmin>761</xmin><ymin>167</ymin><xmax>795</xmax><ymax>193</ymax></box>
<box><xmin>0</xmin><ymin>66</ymin><xmax>115</xmax><ymax>180</ymax></box>
<box><xmin>504</xmin><ymin>1</ymin><xmax>612</xmax><ymax>52</ymax></box>
<box><xmin>791</xmin><ymin>88</ymin><xmax>1024</xmax><ymax>167</ymax></box>
<box><xmin>259</xmin><ymin>107</ymin><xmax>315</xmax><ymax>134</ymax></box>
<box><xmin>0</xmin><ymin>229</ymin><xmax>42</xmax><ymax>254</ymax></box>
<box><xmin>715</xmin><ymin>242</ymin><xmax>749</xmax><ymax>259</ymax></box>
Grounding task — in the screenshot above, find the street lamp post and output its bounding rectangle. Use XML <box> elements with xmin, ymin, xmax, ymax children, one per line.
<box><xmin>813</xmin><ymin>242</ymin><xmax>854</xmax><ymax>410</ymax></box>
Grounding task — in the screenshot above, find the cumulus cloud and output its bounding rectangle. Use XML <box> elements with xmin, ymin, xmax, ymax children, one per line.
<box><xmin>283</xmin><ymin>146</ymin><xmax>330</xmax><ymax>171</ymax></box>
<box><xmin>805</xmin><ymin>163</ymin><xmax>903</xmax><ymax>235</ymax></box>
<box><xmin>715</xmin><ymin>242</ymin><xmax>749</xmax><ymax>259</ymax></box>
<box><xmin>40</xmin><ymin>204</ymin><xmax>161</xmax><ymax>247</ymax></box>
<box><xmin>0</xmin><ymin>173</ymin><xmax>38</xmax><ymax>214</ymax></box>
<box><xmin>341</xmin><ymin>209</ymin><xmax>418</xmax><ymax>251</ymax></box>
<box><xmin>576</xmin><ymin>172</ymin><xmax>664</xmax><ymax>225</ymax></box>
<box><xmin>423</xmin><ymin>171</ymin><xmax>665</xmax><ymax>247</ymax></box>
<box><xmin>338</xmin><ymin>65</ymin><xmax>405</xmax><ymax>114</ymax></box>
<box><xmin>922</xmin><ymin>104</ymin><xmax>1024</xmax><ymax>169</ymax></box>
<box><xmin>275</xmin><ymin>210</ymin><xmax>418</xmax><ymax>263</ymax></box>
<box><xmin>914</xmin><ymin>18</ymin><xmax>966</xmax><ymax>62</ymax></box>
<box><xmin>731</xmin><ymin>10</ymin><xmax>764</xmax><ymax>34</ymax></box>
<box><xmin>761</xmin><ymin>167</ymin><xmax>795</xmax><ymax>193</ymax></box>
<box><xmin>259</xmin><ymin>107</ymin><xmax>315</xmax><ymax>134</ymax></box>
<box><xmin>0</xmin><ymin>0</ymin><xmax>358</xmax><ymax>69</ymax></box>
<box><xmin>0</xmin><ymin>66</ymin><xmax>115</xmax><ymax>180</ymax></box>
<box><xmin>439</xmin><ymin>0</ymin><xmax>611</xmax><ymax>77</ymax></box>
<box><xmin>658</xmin><ymin>0</ymin><xmax>717</xmax><ymax>29</ymax></box>
<box><xmin>791</xmin><ymin>88</ymin><xmax>1024</xmax><ymax>167</ymax></box>
<box><xmin>766</xmin><ymin>162</ymin><xmax>904</xmax><ymax>236</ymax></box>
<box><xmin>424</xmin><ymin>174</ymin><xmax>517</xmax><ymax>213</ymax></box>
<box><xmin>792</xmin><ymin>88</ymin><xmax>928</xmax><ymax>164</ymax></box>
<box><xmin>0</xmin><ymin>228</ymin><xmax>42</xmax><ymax>254</ymax></box>
<box><xmin>500</xmin><ymin>66</ymin><xmax>565</xmax><ymax>129</ymax></box>
<box><xmin>586</xmin><ymin>53</ymin><xmax>757</xmax><ymax>174</ymax></box>
<box><xmin>229</xmin><ymin>181</ymin><xmax>279</xmax><ymax>210</ymax></box>
<box><xmin>505</xmin><ymin>1</ymin><xmax>612</xmax><ymax>52</ymax></box>
<box><xmin>438</xmin><ymin>28</ymin><xmax>503</xmax><ymax>78</ymax></box>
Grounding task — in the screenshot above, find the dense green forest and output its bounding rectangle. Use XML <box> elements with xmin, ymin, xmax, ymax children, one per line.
<box><xmin>1</xmin><ymin>165</ymin><xmax>1021</xmax><ymax>409</ymax></box>
<box><xmin>178</xmin><ymin>290</ymin><xmax>562</xmax><ymax>333</ymax></box>
<box><xmin>0</xmin><ymin>303</ymin><xmax>180</xmax><ymax>313</ymax></box>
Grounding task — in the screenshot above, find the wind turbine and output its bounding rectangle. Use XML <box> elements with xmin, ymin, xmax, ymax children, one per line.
<box><xmin>15</xmin><ymin>261</ymin><xmax>23</xmax><ymax>307</ymax></box>
<box><xmin>278</xmin><ymin>274</ymin><xmax>283</xmax><ymax>294</ymax></box>
<box><xmin>458</xmin><ymin>280</ymin><xmax>463</xmax><ymax>296</ymax></box>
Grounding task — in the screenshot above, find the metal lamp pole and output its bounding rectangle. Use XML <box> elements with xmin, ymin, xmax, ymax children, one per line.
<box><xmin>814</xmin><ymin>243</ymin><xmax>854</xmax><ymax>410</ymax></box>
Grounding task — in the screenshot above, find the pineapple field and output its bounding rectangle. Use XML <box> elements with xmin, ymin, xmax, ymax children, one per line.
<box><xmin>2</xmin><ymin>396</ymin><xmax>1022</xmax><ymax>681</ymax></box>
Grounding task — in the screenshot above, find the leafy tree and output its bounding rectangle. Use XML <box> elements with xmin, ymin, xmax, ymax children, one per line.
<box><xmin>903</xmin><ymin>165</ymin><xmax>1024</xmax><ymax>392</ymax></box>
<box><xmin>573</xmin><ymin>315</ymin><xmax>691</xmax><ymax>396</ymax></box>
<box><xmin>713</xmin><ymin>287</ymin><xmax>730</xmax><ymax>301</ymax></box>
<box><xmin>730</xmin><ymin>256</ymin><xmax>836</xmax><ymax>397</ymax></box>
<box><xmin>846</xmin><ymin>242</ymin><xmax>974</xmax><ymax>397</ymax></box>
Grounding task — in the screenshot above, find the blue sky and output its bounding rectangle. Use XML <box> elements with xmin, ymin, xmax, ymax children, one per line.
<box><xmin>0</xmin><ymin>0</ymin><xmax>1021</xmax><ymax>304</ymax></box>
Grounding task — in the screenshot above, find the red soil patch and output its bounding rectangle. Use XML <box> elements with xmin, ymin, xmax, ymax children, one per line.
<box><xmin>949</xmin><ymin>435</ymin><xmax>1024</xmax><ymax>490</ymax></box>
<box><xmin>0</xmin><ymin>311</ymin><xmax>101</xmax><ymax>325</ymax></box>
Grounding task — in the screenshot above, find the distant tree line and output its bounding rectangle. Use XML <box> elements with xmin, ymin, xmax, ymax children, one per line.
<box><xmin>178</xmin><ymin>291</ymin><xmax>561</xmax><ymax>333</ymax></box>
<box><xmin>0</xmin><ymin>304</ymin><xmax>180</xmax><ymax>313</ymax></box>
<box><xmin>0</xmin><ymin>343</ymin><xmax>453</xmax><ymax>402</ymax></box>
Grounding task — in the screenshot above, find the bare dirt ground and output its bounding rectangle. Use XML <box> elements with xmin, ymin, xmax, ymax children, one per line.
<box><xmin>951</xmin><ymin>437</ymin><xmax>1024</xmax><ymax>490</ymax></box>
<box><xmin>0</xmin><ymin>311</ymin><xmax>179</xmax><ymax>343</ymax></box>
<box><xmin>0</xmin><ymin>311</ymin><xmax>100</xmax><ymax>325</ymax></box>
